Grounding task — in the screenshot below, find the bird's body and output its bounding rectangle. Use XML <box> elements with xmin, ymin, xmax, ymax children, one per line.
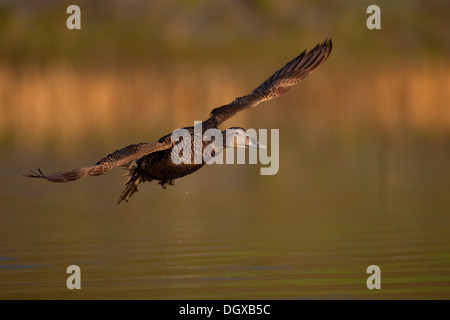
<box><xmin>25</xmin><ymin>39</ymin><xmax>333</xmax><ymax>203</ymax></box>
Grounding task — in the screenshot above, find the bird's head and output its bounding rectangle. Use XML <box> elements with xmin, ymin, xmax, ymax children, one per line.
<box><xmin>222</xmin><ymin>127</ymin><xmax>265</xmax><ymax>149</ymax></box>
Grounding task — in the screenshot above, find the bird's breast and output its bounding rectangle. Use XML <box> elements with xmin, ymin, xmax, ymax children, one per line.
<box><xmin>137</xmin><ymin>149</ymin><xmax>205</xmax><ymax>180</ymax></box>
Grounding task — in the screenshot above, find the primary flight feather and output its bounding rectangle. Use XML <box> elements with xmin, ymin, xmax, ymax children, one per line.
<box><xmin>25</xmin><ymin>39</ymin><xmax>333</xmax><ymax>203</ymax></box>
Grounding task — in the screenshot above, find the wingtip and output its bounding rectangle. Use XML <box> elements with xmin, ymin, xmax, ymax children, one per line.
<box><xmin>308</xmin><ymin>38</ymin><xmax>332</xmax><ymax>56</ymax></box>
<box><xmin>322</xmin><ymin>38</ymin><xmax>332</xmax><ymax>50</ymax></box>
<box><xmin>23</xmin><ymin>168</ymin><xmax>44</xmax><ymax>179</ymax></box>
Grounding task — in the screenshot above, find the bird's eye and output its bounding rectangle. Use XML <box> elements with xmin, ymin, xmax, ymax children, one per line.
<box><xmin>234</xmin><ymin>131</ymin><xmax>240</xmax><ymax>136</ymax></box>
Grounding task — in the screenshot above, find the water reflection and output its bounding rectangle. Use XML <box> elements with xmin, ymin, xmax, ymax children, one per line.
<box><xmin>1</xmin><ymin>134</ymin><xmax>450</xmax><ymax>299</ymax></box>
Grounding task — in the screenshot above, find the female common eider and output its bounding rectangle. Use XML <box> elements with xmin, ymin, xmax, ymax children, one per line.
<box><xmin>25</xmin><ymin>39</ymin><xmax>332</xmax><ymax>203</ymax></box>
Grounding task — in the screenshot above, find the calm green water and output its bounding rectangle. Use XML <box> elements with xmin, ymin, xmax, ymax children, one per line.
<box><xmin>1</xmin><ymin>135</ymin><xmax>449</xmax><ymax>299</ymax></box>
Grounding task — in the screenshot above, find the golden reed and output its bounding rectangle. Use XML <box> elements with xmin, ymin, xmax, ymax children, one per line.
<box><xmin>1</xmin><ymin>62</ymin><xmax>449</xmax><ymax>151</ymax></box>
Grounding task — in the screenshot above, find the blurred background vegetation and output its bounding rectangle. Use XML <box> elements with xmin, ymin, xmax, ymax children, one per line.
<box><xmin>0</xmin><ymin>0</ymin><xmax>449</xmax><ymax>154</ymax></box>
<box><xmin>0</xmin><ymin>0</ymin><xmax>449</xmax><ymax>64</ymax></box>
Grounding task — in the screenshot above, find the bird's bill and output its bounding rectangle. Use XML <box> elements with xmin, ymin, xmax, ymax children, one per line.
<box><xmin>246</xmin><ymin>136</ymin><xmax>266</xmax><ymax>149</ymax></box>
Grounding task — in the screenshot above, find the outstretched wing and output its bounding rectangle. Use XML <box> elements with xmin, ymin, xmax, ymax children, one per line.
<box><xmin>24</xmin><ymin>140</ymin><xmax>172</xmax><ymax>183</ymax></box>
<box><xmin>208</xmin><ymin>38</ymin><xmax>332</xmax><ymax>126</ymax></box>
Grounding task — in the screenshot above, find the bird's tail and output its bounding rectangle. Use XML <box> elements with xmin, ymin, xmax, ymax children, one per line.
<box><xmin>118</xmin><ymin>166</ymin><xmax>151</xmax><ymax>204</ymax></box>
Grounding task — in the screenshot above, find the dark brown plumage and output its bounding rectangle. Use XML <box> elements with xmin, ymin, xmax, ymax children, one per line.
<box><xmin>24</xmin><ymin>39</ymin><xmax>333</xmax><ymax>203</ymax></box>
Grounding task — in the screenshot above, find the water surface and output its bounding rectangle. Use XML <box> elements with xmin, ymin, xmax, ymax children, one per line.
<box><xmin>1</xmin><ymin>136</ymin><xmax>449</xmax><ymax>299</ymax></box>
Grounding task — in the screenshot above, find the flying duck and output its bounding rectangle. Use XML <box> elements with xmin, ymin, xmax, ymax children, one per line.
<box><xmin>25</xmin><ymin>39</ymin><xmax>332</xmax><ymax>203</ymax></box>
